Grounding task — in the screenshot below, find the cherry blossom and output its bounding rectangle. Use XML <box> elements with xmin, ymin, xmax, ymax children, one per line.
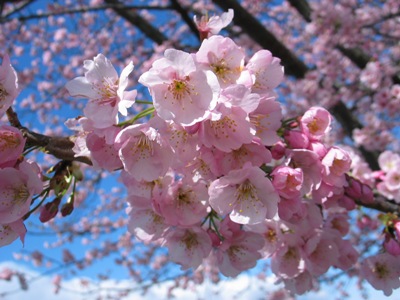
<box><xmin>65</xmin><ymin>53</ymin><xmax>137</xmax><ymax>128</ymax></box>
<box><xmin>0</xmin><ymin>54</ymin><xmax>18</xmax><ymax>117</ymax></box>
<box><xmin>209</xmin><ymin>163</ymin><xmax>279</xmax><ymax>224</ymax></box>
<box><xmin>0</xmin><ymin>125</ymin><xmax>25</xmax><ymax>167</ymax></box>
<box><xmin>138</xmin><ymin>49</ymin><xmax>220</xmax><ymax>126</ymax></box>
<box><xmin>194</xmin><ymin>9</ymin><xmax>234</xmax><ymax>40</ymax></box>
<box><xmin>360</xmin><ymin>253</ymin><xmax>400</xmax><ymax>296</ymax></box>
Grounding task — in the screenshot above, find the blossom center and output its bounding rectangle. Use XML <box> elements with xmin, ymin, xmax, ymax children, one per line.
<box><xmin>234</xmin><ymin>179</ymin><xmax>260</xmax><ymax>213</ymax></box>
<box><xmin>93</xmin><ymin>78</ymin><xmax>119</xmax><ymax>106</ymax></box>
<box><xmin>373</xmin><ymin>262</ymin><xmax>389</xmax><ymax>279</ymax></box>
<box><xmin>307</xmin><ymin>119</ymin><xmax>320</xmax><ymax>134</ymax></box>
<box><xmin>167</xmin><ymin>77</ymin><xmax>194</xmax><ymax>103</ymax></box>
<box><xmin>181</xmin><ymin>231</ymin><xmax>199</xmax><ymax>250</ymax></box>
<box><xmin>1</xmin><ymin>185</ymin><xmax>29</xmax><ymax>208</ymax></box>
<box><xmin>177</xmin><ymin>188</ymin><xmax>193</xmax><ymax>207</ymax></box>
<box><xmin>0</xmin><ymin>131</ymin><xmax>21</xmax><ymax>151</ymax></box>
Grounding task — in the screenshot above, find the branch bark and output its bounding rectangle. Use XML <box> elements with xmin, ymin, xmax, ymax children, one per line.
<box><xmin>6</xmin><ymin>107</ymin><xmax>92</xmax><ymax>165</ymax></box>
<box><xmin>105</xmin><ymin>0</ymin><xmax>168</xmax><ymax>45</ymax></box>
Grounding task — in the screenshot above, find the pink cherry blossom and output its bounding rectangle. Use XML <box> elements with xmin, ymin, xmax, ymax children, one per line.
<box><xmin>216</xmin><ymin>139</ymin><xmax>272</xmax><ymax>174</ymax></box>
<box><xmin>0</xmin><ymin>219</ymin><xmax>26</xmax><ymax>247</ymax></box>
<box><xmin>0</xmin><ymin>125</ymin><xmax>25</xmax><ymax>168</ymax></box>
<box><xmin>0</xmin><ymin>160</ymin><xmax>43</xmax><ymax>224</ymax></box>
<box><xmin>246</xmin><ymin>50</ymin><xmax>284</xmax><ymax>95</ymax></box>
<box><xmin>153</xmin><ymin>177</ymin><xmax>209</xmax><ymax>226</ymax></box>
<box><xmin>209</xmin><ymin>163</ymin><xmax>279</xmax><ymax>224</ymax></box>
<box><xmin>115</xmin><ymin>122</ymin><xmax>173</xmax><ymax>182</ymax></box>
<box><xmin>85</xmin><ymin>127</ymin><xmax>123</xmax><ymax>172</ymax></box>
<box><xmin>282</xmin><ymin>271</ymin><xmax>314</xmax><ymax>295</ymax></box>
<box><xmin>138</xmin><ymin>49</ymin><xmax>219</xmax><ymax>126</ymax></box>
<box><xmin>322</xmin><ymin>147</ymin><xmax>352</xmax><ymax>187</ymax></box>
<box><xmin>65</xmin><ymin>53</ymin><xmax>137</xmax><ymax>128</ymax></box>
<box><xmin>271</xmin><ymin>238</ymin><xmax>303</xmax><ymax>279</ymax></box>
<box><xmin>300</xmin><ymin>107</ymin><xmax>332</xmax><ymax>140</ymax></box>
<box><xmin>215</xmin><ymin>218</ymin><xmax>265</xmax><ymax>277</ymax></box>
<box><xmin>196</xmin><ymin>36</ymin><xmax>244</xmax><ymax>86</ymax></box>
<box><xmin>127</xmin><ymin>203</ymin><xmax>168</xmax><ymax>243</ymax></box>
<box><xmin>378</xmin><ymin>151</ymin><xmax>400</xmax><ymax>173</ymax></box>
<box><xmin>249</xmin><ymin>98</ymin><xmax>282</xmax><ymax>146</ymax></box>
<box><xmin>360</xmin><ymin>253</ymin><xmax>400</xmax><ymax>296</ymax></box>
<box><xmin>194</xmin><ymin>9</ymin><xmax>234</xmax><ymax>40</ymax></box>
<box><xmin>198</xmin><ymin>104</ymin><xmax>254</xmax><ymax>152</ymax></box>
<box><xmin>0</xmin><ymin>54</ymin><xmax>19</xmax><ymax>117</ymax></box>
<box><xmin>303</xmin><ymin>230</ymin><xmax>340</xmax><ymax>276</ymax></box>
<box><xmin>271</xmin><ymin>166</ymin><xmax>304</xmax><ymax>199</ymax></box>
<box><xmin>162</xmin><ymin>226</ymin><xmax>212</xmax><ymax>270</ymax></box>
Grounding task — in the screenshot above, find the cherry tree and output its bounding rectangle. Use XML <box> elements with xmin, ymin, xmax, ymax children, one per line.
<box><xmin>1</xmin><ymin>0</ymin><xmax>400</xmax><ymax>298</ymax></box>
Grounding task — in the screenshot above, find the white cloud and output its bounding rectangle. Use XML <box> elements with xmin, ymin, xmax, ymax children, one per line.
<box><xmin>0</xmin><ymin>262</ymin><xmax>392</xmax><ymax>300</ymax></box>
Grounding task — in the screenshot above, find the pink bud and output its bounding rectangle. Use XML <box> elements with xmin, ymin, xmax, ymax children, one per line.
<box><xmin>39</xmin><ymin>197</ymin><xmax>62</xmax><ymax>223</ymax></box>
<box><xmin>61</xmin><ymin>202</ymin><xmax>74</xmax><ymax>217</ymax></box>
<box><xmin>284</xmin><ymin>130</ymin><xmax>309</xmax><ymax>149</ymax></box>
<box><xmin>384</xmin><ymin>237</ymin><xmax>400</xmax><ymax>256</ymax></box>
<box><xmin>271</xmin><ymin>141</ymin><xmax>286</xmax><ymax>160</ymax></box>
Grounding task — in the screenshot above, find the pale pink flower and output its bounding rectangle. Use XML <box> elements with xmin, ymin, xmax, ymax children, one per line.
<box><xmin>0</xmin><ymin>54</ymin><xmax>19</xmax><ymax>117</ymax></box>
<box><xmin>196</xmin><ymin>36</ymin><xmax>244</xmax><ymax>86</ymax></box>
<box><xmin>283</xmin><ymin>271</ymin><xmax>314</xmax><ymax>295</ymax></box>
<box><xmin>0</xmin><ymin>125</ymin><xmax>25</xmax><ymax>168</ymax></box>
<box><xmin>198</xmin><ymin>104</ymin><xmax>254</xmax><ymax>152</ymax></box>
<box><xmin>194</xmin><ymin>9</ymin><xmax>234</xmax><ymax>39</ymax></box>
<box><xmin>333</xmin><ymin>239</ymin><xmax>358</xmax><ymax>270</ymax></box>
<box><xmin>218</xmin><ymin>84</ymin><xmax>260</xmax><ymax>113</ymax></box>
<box><xmin>65</xmin><ymin>54</ymin><xmax>136</xmax><ymax>128</ymax></box>
<box><xmin>0</xmin><ymin>219</ymin><xmax>26</xmax><ymax>246</ymax></box>
<box><xmin>360</xmin><ymin>253</ymin><xmax>400</xmax><ymax>296</ymax></box>
<box><xmin>284</xmin><ymin>130</ymin><xmax>309</xmax><ymax>149</ymax></box>
<box><xmin>322</xmin><ymin>147</ymin><xmax>352</xmax><ymax>187</ymax></box>
<box><xmin>115</xmin><ymin>122</ymin><xmax>173</xmax><ymax>182</ymax></box>
<box><xmin>85</xmin><ymin>127</ymin><xmax>123</xmax><ymax>172</ymax></box>
<box><xmin>303</xmin><ymin>230</ymin><xmax>340</xmax><ymax>276</ymax></box>
<box><xmin>138</xmin><ymin>49</ymin><xmax>219</xmax><ymax>126</ymax></box>
<box><xmin>209</xmin><ymin>163</ymin><xmax>279</xmax><ymax>225</ymax></box>
<box><xmin>0</xmin><ymin>160</ymin><xmax>43</xmax><ymax>224</ymax></box>
<box><xmin>288</xmin><ymin>149</ymin><xmax>322</xmax><ymax>194</ymax></box>
<box><xmin>249</xmin><ymin>98</ymin><xmax>282</xmax><ymax>146</ymax></box>
<box><xmin>163</xmin><ymin>226</ymin><xmax>212</xmax><ymax>270</ymax></box>
<box><xmin>271</xmin><ymin>240</ymin><xmax>303</xmax><ymax>279</ymax></box>
<box><xmin>154</xmin><ymin>177</ymin><xmax>209</xmax><ymax>226</ymax></box>
<box><xmin>127</xmin><ymin>203</ymin><xmax>167</xmax><ymax>243</ymax></box>
<box><xmin>384</xmin><ymin>170</ymin><xmax>400</xmax><ymax>191</ymax></box>
<box><xmin>244</xmin><ymin>219</ymin><xmax>282</xmax><ymax>257</ymax></box>
<box><xmin>216</xmin><ymin>139</ymin><xmax>272</xmax><ymax>174</ymax></box>
<box><xmin>246</xmin><ymin>50</ymin><xmax>284</xmax><ymax>95</ymax></box>
<box><xmin>271</xmin><ymin>166</ymin><xmax>303</xmax><ymax>199</ymax></box>
<box><xmin>215</xmin><ymin>218</ymin><xmax>265</xmax><ymax>277</ymax></box>
<box><xmin>300</xmin><ymin>107</ymin><xmax>332</xmax><ymax>140</ymax></box>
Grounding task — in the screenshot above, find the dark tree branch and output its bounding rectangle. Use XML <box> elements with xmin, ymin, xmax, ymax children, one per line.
<box><xmin>170</xmin><ymin>0</ymin><xmax>200</xmax><ymax>41</ymax></box>
<box><xmin>287</xmin><ymin>0</ymin><xmax>311</xmax><ymax>22</ymax></box>
<box><xmin>0</xmin><ymin>2</ymin><xmax>172</xmax><ymax>23</ymax></box>
<box><xmin>6</xmin><ymin>107</ymin><xmax>92</xmax><ymax>165</ymax></box>
<box><xmin>354</xmin><ymin>197</ymin><xmax>400</xmax><ymax>215</ymax></box>
<box><xmin>105</xmin><ymin>0</ymin><xmax>168</xmax><ymax>45</ymax></box>
<box><xmin>212</xmin><ymin>0</ymin><xmax>308</xmax><ymax>79</ymax></box>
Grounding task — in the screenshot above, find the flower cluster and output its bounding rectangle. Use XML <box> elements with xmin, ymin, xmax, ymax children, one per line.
<box><xmin>0</xmin><ymin>55</ymin><xmax>43</xmax><ymax>247</ymax></box>
<box><xmin>61</xmin><ymin>27</ymin><xmax>373</xmax><ymax>293</ymax></box>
